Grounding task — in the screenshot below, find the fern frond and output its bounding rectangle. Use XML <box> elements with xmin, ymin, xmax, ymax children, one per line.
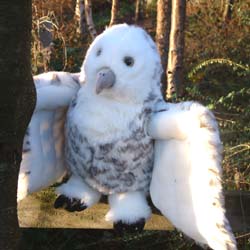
<box><xmin>188</xmin><ymin>58</ymin><xmax>250</xmax><ymax>81</ymax></box>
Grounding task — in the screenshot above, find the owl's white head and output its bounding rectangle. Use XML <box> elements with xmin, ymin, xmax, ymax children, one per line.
<box><xmin>80</xmin><ymin>24</ymin><xmax>163</xmax><ymax>103</ymax></box>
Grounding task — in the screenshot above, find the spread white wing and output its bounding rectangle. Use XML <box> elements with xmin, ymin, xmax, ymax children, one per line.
<box><xmin>149</xmin><ymin>101</ymin><xmax>237</xmax><ymax>250</ymax></box>
<box><xmin>18</xmin><ymin>71</ymin><xmax>80</xmax><ymax>202</ymax></box>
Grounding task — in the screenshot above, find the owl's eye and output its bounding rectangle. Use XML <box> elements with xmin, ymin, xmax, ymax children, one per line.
<box><xmin>123</xmin><ymin>56</ymin><xmax>134</xmax><ymax>67</ymax></box>
<box><xmin>96</xmin><ymin>48</ymin><xmax>102</xmax><ymax>56</ymax></box>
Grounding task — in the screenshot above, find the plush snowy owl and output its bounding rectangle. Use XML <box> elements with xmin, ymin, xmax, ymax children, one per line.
<box><xmin>18</xmin><ymin>24</ymin><xmax>237</xmax><ymax>250</ymax></box>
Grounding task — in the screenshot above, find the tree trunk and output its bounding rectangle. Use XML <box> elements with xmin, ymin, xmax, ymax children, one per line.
<box><xmin>0</xmin><ymin>1</ymin><xmax>36</xmax><ymax>250</ymax></box>
<box><xmin>146</xmin><ymin>0</ymin><xmax>155</xmax><ymax>16</ymax></box>
<box><xmin>146</xmin><ymin>0</ymin><xmax>153</xmax><ymax>9</ymax></box>
<box><xmin>155</xmin><ymin>0</ymin><xmax>172</xmax><ymax>98</ymax></box>
<box><xmin>135</xmin><ymin>0</ymin><xmax>140</xmax><ymax>22</ymax></box>
<box><xmin>84</xmin><ymin>0</ymin><xmax>97</xmax><ymax>39</ymax></box>
<box><xmin>135</xmin><ymin>0</ymin><xmax>146</xmax><ymax>22</ymax></box>
<box><xmin>109</xmin><ymin>0</ymin><xmax>120</xmax><ymax>26</ymax></box>
<box><xmin>220</xmin><ymin>0</ymin><xmax>225</xmax><ymax>13</ymax></box>
<box><xmin>223</xmin><ymin>0</ymin><xmax>234</xmax><ymax>22</ymax></box>
<box><xmin>75</xmin><ymin>0</ymin><xmax>87</xmax><ymax>35</ymax></box>
<box><xmin>166</xmin><ymin>0</ymin><xmax>186</xmax><ymax>99</ymax></box>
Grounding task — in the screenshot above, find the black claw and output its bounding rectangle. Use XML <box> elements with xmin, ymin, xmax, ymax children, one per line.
<box><xmin>54</xmin><ymin>195</ymin><xmax>68</xmax><ymax>209</ymax></box>
<box><xmin>67</xmin><ymin>198</ymin><xmax>80</xmax><ymax>211</ymax></box>
<box><xmin>54</xmin><ymin>195</ymin><xmax>87</xmax><ymax>212</ymax></box>
<box><xmin>75</xmin><ymin>202</ymin><xmax>87</xmax><ymax>212</ymax></box>
<box><xmin>64</xmin><ymin>199</ymin><xmax>77</xmax><ymax>212</ymax></box>
<box><xmin>114</xmin><ymin>218</ymin><xmax>145</xmax><ymax>236</ymax></box>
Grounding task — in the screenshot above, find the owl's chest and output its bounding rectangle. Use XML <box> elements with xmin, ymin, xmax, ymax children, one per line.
<box><xmin>65</xmin><ymin>97</ymin><xmax>154</xmax><ymax>193</ymax></box>
<box><xmin>66</xmin><ymin>115</ymin><xmax>154</xmax><ymax>194</ymax></box>
<box><xmin>69</xmin><ymin>96</ymin><xmax>144</xmax><ymax>144</ymax></box>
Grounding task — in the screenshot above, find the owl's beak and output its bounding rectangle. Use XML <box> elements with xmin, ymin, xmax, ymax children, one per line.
<box><xmin>95</xmin><ymin>68</ymin><xmax>116</xmax><ymax>94</ymax></box>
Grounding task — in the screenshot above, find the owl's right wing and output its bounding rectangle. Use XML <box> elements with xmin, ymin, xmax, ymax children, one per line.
<box><xmin>148</xmin><ymin>101</ymin><xmax>237</xmax><ymax>250</ymax></box>
<box><xmin>18</xmin><ymin>71</ymin><xmax>80</xmax><ymax>202</ymax></box>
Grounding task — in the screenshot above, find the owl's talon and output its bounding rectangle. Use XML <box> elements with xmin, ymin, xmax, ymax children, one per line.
<box><xmin>54</xmin><ymin>194</ymin><xmax>68</xmax><ymax>208</ymax></box>
<box><xmin>113</xmin><ymin>218</ymin><xmax>145</xmax><ymax>236</ymax></box>
<box><xmin>54</xmin><ymin>195</ymin><xmax>87</xmax><ymax>212</ymax></box>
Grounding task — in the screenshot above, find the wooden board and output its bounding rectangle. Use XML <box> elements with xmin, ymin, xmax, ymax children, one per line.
<box><xmin>18</xmin><ymin>191</ymin><xmax>173</xmax><ymax>230</ymax></box>
<box><xmin>18</xmin><ymin>189</ymin><xmax>250</xmax><ymax>232</ymax></box>
<box><xmin>225</xmin><ymin>190</ymin><xmax>250</xmax><ymax>232</ymax></box>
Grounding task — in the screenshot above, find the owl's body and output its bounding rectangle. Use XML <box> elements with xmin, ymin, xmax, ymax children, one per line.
<box><xmin>64</xmin><ymin>24</ymin><xmax>163</xmax><ymax>195</ymax></box>
<box><xmin>65</xmin><ymin>92</ymin><xmax>156</xmax><ymax>194</ymax></box>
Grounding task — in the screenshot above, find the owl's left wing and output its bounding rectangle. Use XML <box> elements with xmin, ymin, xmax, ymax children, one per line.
<box><xmin>148</xmin><ymin>101</ymin><xmax>237</xmax><ymax>250</ymax></box>
<box><xmin>18</xmin><ymin>72</ymin><xmax>80</xmax><ymax>202</ymax></box>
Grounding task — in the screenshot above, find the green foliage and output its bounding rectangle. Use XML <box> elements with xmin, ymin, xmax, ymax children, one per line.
<box><xmin>92</xmin><ymin>0</ymin><xmax>136</xmax><ymax>28</ymax></box>
<box><xmin>236</xmin><ymin>5</ymin><xmax>250</xmax><ymax>26</ymax></box>
<box><xmin>33</xmin><ymin>187</ymin><xmax>57</xmax><ymax>204</ymax></box>
<box><xmin>183</xmin><ymin>81</ymin><xmax>250</xmax><ymax>191</ymax></box>
<box><xmin>145</xmin><ymin>0</ymin><xmax>157</xmax><ymax>19</ymax></box>
<box><xmin>118</xmin><ymin>1</ymin><xmax>135</xmax><ymax>18</ymax></box>
<box><xmin>92</xmin><ymin>3</ymin><xmax>111</xmax><ymax>29</ymax></box>
<box><xmin>185</xmin><ymin>0</ymin><xmax>250</xmax><ymax>67</ymax></box>
<box><xmin>184</xmin><ymin>0</ymin><xmax>250</xmax><ymax>193</ymax></box>
<box><xmin>187</xmin><ymin>58</ymin><xmax>250</xmax><ymax>83</ymax></box>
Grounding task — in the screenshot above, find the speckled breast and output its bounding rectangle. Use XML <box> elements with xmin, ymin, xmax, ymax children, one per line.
<box><xmin>65</xmin><ymin>115</ymin><xmax>154</xmax><ymax>195</ymax></box>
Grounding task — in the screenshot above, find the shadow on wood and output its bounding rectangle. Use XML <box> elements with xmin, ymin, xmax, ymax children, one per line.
<box><xmin>19</xmin><ymin>228</ymin><xmax>206</xmax><ymax>250</ymax></box>
<box><xmin>225</xmin><ymin>190</ymin><xmax>250</xmax><ymax>232</ymax></box>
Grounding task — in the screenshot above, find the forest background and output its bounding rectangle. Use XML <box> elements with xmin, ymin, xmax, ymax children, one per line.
<box><xmin>1</xmin><ymin>0</ymin><xmax>250</xmax><ymax>249</ymax></box>
<box><xmin>30</xmin><ymin>0</ymin><xmax>250</xmax><ymax>249</ymax></box>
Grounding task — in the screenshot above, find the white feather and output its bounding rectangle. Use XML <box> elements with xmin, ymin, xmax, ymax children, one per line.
<box><xmin>56</xmin><ymin>175</ymin><xmax>101</xmax><ymax>207</ymax></box>
<box><xmin>18</xmin><ymin>72</ymin><xmax>80</xmax><ymax>201</ymax></box>
<box><xmin>148</xmin><ymin>104</ymin><xmax>200</xmax><ymax>140</ymax></box>
<box><xmin>70</xmin><ymin>87</ymin><xmax>145</xmax><ymax>145</ymax></box>
<box><xmin>105</xmin><ymin>191</ymin><xmax>151</xmax><ymax>224</ymax></box>
<box><xmin>150</xmin><ymin>102</ymin><xmax>237</xmax><ymax>250</ymax></box>
<box><xmin>34</xmin><ymin>72</ymin><xmax>80</xmax><ymax>111</ymax></box>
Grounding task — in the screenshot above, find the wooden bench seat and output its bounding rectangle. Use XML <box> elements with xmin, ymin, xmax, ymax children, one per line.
<box><xmin>18</xmin><ymin>190</ymin><xmax>250</xmax><ymax>232</ymax></box>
